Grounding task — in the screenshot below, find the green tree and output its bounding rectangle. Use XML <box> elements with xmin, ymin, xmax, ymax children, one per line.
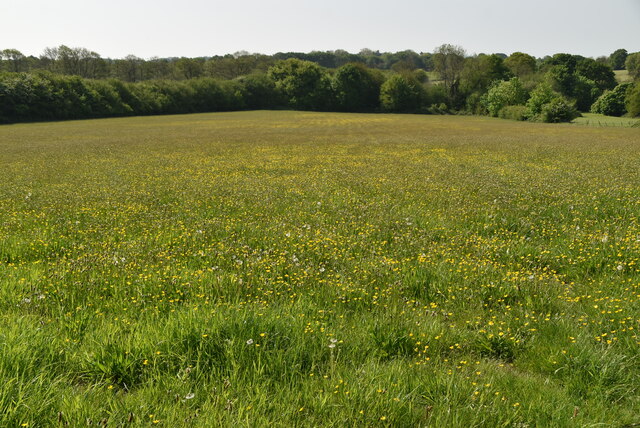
<box><xmin>1</xmin><ymin>49</ymin><xmax>26</xmax><ymax>72</ymax></box>
<box><xmin>379</xmin><ymin>74</ymin><xmax>425</xmax><ymax>113</ymax></box>
<box><xmin>540</xmin><ymin>98</ymin><xmax>579</xmax><ymax>123</ymax></box>
<box><xmin>609</xmin><ymin>49</ymin><xmax>628</xmax><ymax>70</ymax></box>
<box><xmin>525</xmin><ymin>82</ymin><xmax>577</xmax><ymax>122</ymax></box>
<box><xmin>142</xmin><ymin>57</ymin><xmax>172</xmax><ymax>80</ymax></box>
<box><xmin>174</xmin><ymin>58</ymin><xmax>204</xmax><ymax>80</ymax></box>
<box><xmin>482</xmin><ymin>78</ymin><xmax>528</xmax><ymax>117</ymax></box>
<box><xmin>236</xmin><ymin>73</ymin><xmax>283</xmax><ymax>109</ymax></box>
<box><xmin>113</xmin><ymin>55</ymin><xmax>144</xmax><ymax>82</ymax></box>
<box><xmin>542</xmin><ymin>53</ymin><xmax>579</xmax><ymax>73</ymax></box>
<box><xmin>546</xmin><ymin>65</ymin><xmax>577</xmax><ymax>96</ymax></box>
<box><xmin>333</xmin><ymin>63</ymin><xmax>384</xmax><ymax>112</ymax></box>
<box><xmin>626</xmin><ymin>53</ymin><xmax>640</xmax><ymax>79</ymax></box>
<box><xmin>590</xmin><ymin>83</ymin><xmax>632</xmax><ymax>116</ymax></box>
<box><xmin>625</xmin><ymin>82</ymin><xmax>640</xmax><ymax>117</ymax></box>
<box><xmin>504</xmin><ymin>52</ymin><xmax>537</xmax><ymax>77</ymax></box>
<box><xmin>461</xmin><ymin>54</ymin><xmax>511</xmax><ymax>95</ymax></box>
<box><xmin>575</xmin><ymin>58</ymin><xmax>616</xmax><ymax>91</ymax></box>
<box><xmin>433</xmin><ymin>44</ymin><xmax>466</xmax><ymax>107</ymax></box>
<box><xmin>267</xmin><ymin>59</ymin><xmax>333</xmax><ymax>110</ymax></box>
<box><xmin>525</xmin><ymin>83</ymin><xmax>558</xmax><ymax>117</ymax></box>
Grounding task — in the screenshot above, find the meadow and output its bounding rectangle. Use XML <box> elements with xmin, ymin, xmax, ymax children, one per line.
<box><xmin>0</xmin><ymin>111</ymin><xmax>639</xmax><ymax>427</ymax></box>
<box><xmin>572</xmin><ymin>112</ymin><xmax>639</xmax><ymax>128</ymax></box>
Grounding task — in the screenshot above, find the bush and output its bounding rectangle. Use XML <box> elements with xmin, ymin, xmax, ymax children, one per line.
<box><xmin>379</xmin><ymin>74</ymin><xmax>426</xmax><ymax>113</ymax></box>
<box><xmin>626</xmin><ymin>82</ymin><xmax>640</xmax><ymax>117</ymax></box>
<box><xmin>625</xmin><ymin>53</ymin><xmax>640</xmax><ymax>79</ymax></box>
<box><xmin>540</xmin><ymin>98</ymin><xmax>579</xmax><ymax>123</ymax></box>
<box><xmin>572</xmin><ymin>75</ymin><xmax>601</xmax><ymax>111</ymax></box>
<box><xmin>236</xmin><ymin>73</ymin><xmax>282</xmax><ymax>109</ymax></box>
<box><xmin>267</xmin><ymin>59</ymin><xmax>334</xmax><ymax>110</ymax></box>
<box><xmin>483</xmin><ymin>77</ymin><xmax>528</xmax><ymax>117</ymax></box>
<box><xmin>525</xmin><ymin>83</ymin><xmax>557</xmax><ymax>118</ymax></box>
<box><xmin>590</xmin><ymin>83</ymin><xmax>632</xmax><ymax>117</ymax></box>
<box><xmin>333</xmin><ymin>63</ymin><xmax>384</xmax><ymax>112</ymax></box>
<box><xmin>498</xmin><ymin>105</ymin><xmax>528</xmax><ymax>121</ymax></box>
<box><xmin>428</xmin><ymin>103</ymin><xmax>449</xmax><ymax>115</ymax></box>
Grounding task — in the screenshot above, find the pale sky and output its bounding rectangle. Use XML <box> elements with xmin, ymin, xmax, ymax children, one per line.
<box><xmin>2</xmin><ymin>0</ymin><xmax>639</xmax><ymax>59</ymax></box>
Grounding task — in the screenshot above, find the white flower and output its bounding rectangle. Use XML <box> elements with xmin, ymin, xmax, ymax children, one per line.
<box><xmin>616</xmin><ymin>265</ymin><xmax>624</xmax><ymax>271</ymax></box>
<box><xmin>246</xmin><ymin>339</ymin><xmax>254</xmax><ymax>345</ymax></box>
<box><xmin>185</xmin><ymin>393</ymin><xmax>195</xmax><ymax>400</ymax></box>
<box><xmin>328</xmin><ymin>343</ymin><xmax>336</xmax><ymax>349</ymax></box>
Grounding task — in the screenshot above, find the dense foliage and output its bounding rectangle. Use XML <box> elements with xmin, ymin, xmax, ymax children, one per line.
<box><xmin>1</xmin><ymin>45</ymin><xmax>639</xmax><ymax>123</ymax></box>
<box><xmin>590</xmin><ymin>83</ymin><xmax>633</xmax><ymax>117</ymax></box>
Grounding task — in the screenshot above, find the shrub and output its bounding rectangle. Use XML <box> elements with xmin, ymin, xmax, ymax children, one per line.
<box><xmin>483</xmin><ymin>77</ymin><xmax>528</xmax><ymax>117</ymax></box>
<box><xmin>525</xmin><ymin>83</ymin><xmax>557</xmax><ymax>118</ymax></box>
<box><xmin>590</xmin><ymin>83</ymin><xmax>632</xmax><ymax>116</ymax></box>
<box><xmin>626</xmin><ymin>82</ymin><xmax>640</xmax><ymax>117</ymax></box>
<box><xmin>625</xmin><ymin>53</ymin><xmax>640</xmax><ymax>79</ymax></box>
<box><xmin>498</xmin><ymin>105</ymin><xmax>528</xmax><ymax>121</ymax></box>
<box><xmin>267</xmin><ymin>59</ymin><xmax>334</xmax><ymax>110</ymax></box>
<box><xmin>540</xmin><ymin>98</ymin><xmax>579</xmax><ymax>123</ymax></box>
<box><xmin>379</xmin><ymin>74</ymin><xmax>425</xmax><ymax>113</ymax></box>
<box><xmin>333</xmin><ymin>63</ymin><xmax>384</xmax><ymax>112</ymax></box>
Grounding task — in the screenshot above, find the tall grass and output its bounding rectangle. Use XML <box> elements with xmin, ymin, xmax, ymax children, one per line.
<box><xmin>0</xmin><ymin>111</ymin><xmax>639</xmax><ymax>426</ymax></box>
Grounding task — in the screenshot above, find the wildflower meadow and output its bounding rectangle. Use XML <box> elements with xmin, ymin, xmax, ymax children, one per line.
<box><xmin>1</xmin><ymin>111</ymin><xmax>639</xmax><ymax>426</ymax></box>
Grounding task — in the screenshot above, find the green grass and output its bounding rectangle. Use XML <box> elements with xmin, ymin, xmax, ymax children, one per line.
<box><xmin>573</xmin><ymin>112</ymin><xmax>640</xmax><ymax>127</ymax></box>
<box><xmin>1</xmin><ymin>111</ymin><xmax>639</xmax><ymax>426</ymax></box>
<box><xmin>614</xmin><ymin>69</ymin><xmax>633</xmax><ymax>83</ymax></box>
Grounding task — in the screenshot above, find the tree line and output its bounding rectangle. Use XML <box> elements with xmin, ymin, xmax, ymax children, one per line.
<box><xmin>1</xmin><ymin>45</ymin><xmax>639</xmax><ymax>124</ymax></box>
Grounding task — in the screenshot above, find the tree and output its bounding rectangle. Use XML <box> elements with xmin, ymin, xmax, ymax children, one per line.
<box><xmin>540</xmin><ymin>98</ymin><xmax>579</xmax><ymax>123</ymax></box>
<box><xmin>461</xmin><ymin>54</ymin><xmax>511</xmax><ymax>95</ymax></box>
<box><xmin>504</xmin><ymin>52</ymin><xmax>537</xmax><ymax>77</ymax></box>
<box><xmin>542</xmin><ymin>53</ymin><xmax>579</xmax><ymax>73</ymax></box>
<box><xmin>267</xmin><ymin>59</ymin><xmax>333</xmax><ymax>110</ymax></box>
<box><xmin>333</xmin><ymin>63</ymin><xmax>384</xmax><ymax>111</ymax></box>
<box><xmin>609</xmin><ymin>49</ymin><xmax>628</xmax><ymax>70</ymax></box>
<box><xmin>37</xmin><ymin>45</ymin><xmax>105</xmax><ymax>78</ymax></box>
<box><xmin>236</xmin><ymin>73</ymin><xmax>283</xmax><ymax>109</ymax></box>
<box><xmin>174</xmin><ymin>58</ymin><xmax>204</xmax><ymax>80</ymax></box>
<box><xmin>525</xmin><ymin>82</ymin><xmax>577</xmax><ymax>122</ymax></box>
<box><xmin>546</xmin><ymin>65</ymin><xmax>577</xmax><ymax>97</ymax></box>
<box><xmin>1</xmin><ymin>49</ymin><xmax>26</xmax><ymax>72</ymax></box>
<box><xmin>482</xmin><ymin>78</ymin><xmax>528</xmax><ymax>117</ymax></box>
<box><xmin>626</xmin><ymin>53</ymin><xmax>640</xmax><ymax>79</ymax></box>
<box><xmin>590</xmin><ymin>83</ymin><xmax>632</xmax><ymax>116</ymax></box>
<box><xmin>113</xmin><ymin>55</ymin><xmax>144</xmax><ymax>82</ymax></box>
<box><xmin>433</xmin><ymin>44</ymin><xmax>466</xmax><ymax>106</ymax></box>
<box><xmin>142</xmin><ymin>57</ymin><xmax>172</xmax><ymax>80</ymax></box>
<box><xmin>575</xmin><ymin>57</ymin><xmax>616</xmax><ymax>91</ymax></box>
<box><xmin>525</xmin><ymin>83</ymin><xmax>559</xmax><ymax>118</ymax></box>
<box><xmin>379</xmin><ymin>74</ymin><xmax>425</xmax><ymax>113</ymax></box>
<box><xmin>626</xmin><ymin>82</ymin><xmax>640</xmax><ymax>117</ymax></box>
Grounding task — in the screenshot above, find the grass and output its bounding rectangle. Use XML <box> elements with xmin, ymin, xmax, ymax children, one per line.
<box><xmin>1</xmin><ymin>111</ymin><xmax>639</xmax><ymax>426</ymax></box>
<box><xmin>614</xmin><ymin>69</ymin><xmax>633</xmax><ymax>83</ymax></box>
<box><xmin>573</xmin><ymin>112</ymin><xmax>640</xmax><ymax>127</ymax></box>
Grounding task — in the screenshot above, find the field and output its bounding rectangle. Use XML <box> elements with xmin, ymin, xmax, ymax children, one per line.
<box><xmin>1</xmin><ymin>111</ymin><xmax>639</xmax><ymax>427</ymax></box>
<box><xmin>573</xmin><ymin>112</ymin><xmax>640</xmax><ymax>128</ymax></box>
<box><xmin>614</xmin><ymin>69</ymin><xmax>633</xmax><ymax>83</ymax></box>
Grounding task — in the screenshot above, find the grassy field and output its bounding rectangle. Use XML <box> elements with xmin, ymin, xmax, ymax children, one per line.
<box><xmin>614</xmin><ymin>69</ymin><xmax>633</xmax><ymax>83</ymax></box>
<box><xmin>1</xmin><ymin>111</ymin><xmax>639</xmax><ymax>427</ymax></box>
<box><xmin>573</xmin><ymin>112</ymin><xmax>640</xmax><ymax>127</ymax></box>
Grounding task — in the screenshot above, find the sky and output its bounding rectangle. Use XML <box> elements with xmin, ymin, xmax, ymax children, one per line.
<box><xmin>2</xmin><ymin>0</ymin><xmax>640</xmax><ymax>59</ymax></box>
